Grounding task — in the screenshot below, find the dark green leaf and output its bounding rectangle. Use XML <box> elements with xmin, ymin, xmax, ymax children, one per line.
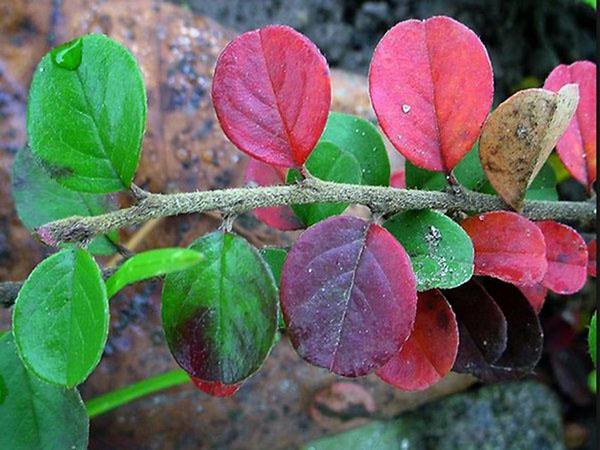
<box><xmin>259</xmin><ymin>247</ymin><xmax>287</xmax><ymax>286</ymax></box>
<box><xmin>162</xmin><ymin>231</ymin><xmax>278</xmax><ymax>384</ymax></box>
<box><xmin>12</xmin><ymin>146</ymin><xmax>118</xmax><ymax>254</ymax></box>
<box><xmin>13</xmin><ymin>248</ymin><xmax>108</xmax><ymax>387</ymax></box>
<box><xmin>0</xmin><ymin>333</ymin><xmax>88</xmax><ymax>450</ymax></box>
<box><xmin>452</xmin><ymin>144</ymin><xmax>495</xmax><ymax>194</ymax></box>
<box><xmin>27</xmin><ymin>34</ymin><xmax>146</xmax><ymax>193</ymax></box>
<box><xmin>405</xmin><ymin>159</ymin><xmax>447</xmax><ymax>191</ymax></box>
<box><xmin>384</xmin><ymin>210</ymin><xmax>474</xmax><ymax>290</ymax></box>
<box><xmin>320</xmin><ymin>112</ymin><xmax>390</xmax><ymax>186</ymax></box>
<box><xmin>525</xmin><ymin>163</ymin><xmax>559</xmax><ymax>201</ymax></box>
<box><xmin>288</xmin><ymin>141</ymin><xmax>361</xmax><ymax>226</ymax></box>
<box><xmin>105</xmin><ymin>248</ymin><xmax>203</xmax><ymax>298</ymax></box>
<box><xmin>590</xmin><ymin>312</ymin><xmax>597</xmax><ymax>366</ymax></box>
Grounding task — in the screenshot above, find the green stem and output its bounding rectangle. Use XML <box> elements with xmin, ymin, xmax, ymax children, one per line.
<box><xmin>85</xmin><ymin>368</ymin><xmax>190</xmax><ymax>418</ymax></box>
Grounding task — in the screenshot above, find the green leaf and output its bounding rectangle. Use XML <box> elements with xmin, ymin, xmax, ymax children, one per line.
<box><xmin>405</xmin><ymin>159</ymin><xmax>447</xmax><ymax>191</ymax></box>
<box><xmin>384</xmin><ymin>210</ymin><xmax>474</xmax><ymax>291</ymax></box>
<box><xmin>259</xmin><ymin>247</ymin><xmax>287</xmax><ymax>286</ymax></box>
<box><xmin>320</xmin><ymin>112</ymin><xmax>390</xmax><ymax>186</ymax></box>
<box><xmin>105</xmin><ymin>248</ymin><xmax>203</xmax><ymax>298</ymax></box>
<box><xmin>13</xmin><ymin>248</ymin><xmax>108</xmax><ymax>387</ymax></box>
<box><xmin>525</xmin><ymin>163</ymin><xmax>559</xmax><ymax>201</ymax></box>
<box><xmin>12</xmin><ymin>146</ymin><xmax>118</xmax><ymax>255</ymax></box>
<box><xmin>162</xmin><ymin>231</ymin><xmax>278</xmax><ymax>384</ymax></box>
<box><xmin>452</xmin><ymin>144</ymin><xmax>495</xmax><ymax>194</ymax></box>
<box><xmin>301</xmin><ymin>421</ymin><xmax>400</xmax><ymax>450</ymax></box>
<box><xmin>0</xmin><ymin>333</ymin><xmax>89</xmax><ymax>450</ymax></box>
<box><xmin>589</xmin><ymin>312</ymin><xmax>597</xmax><ymax>366</ymax></box>
<box><xmin>288</xmin><ymin>141</ymin><xmax>361</xmax><ymax>226</ymax></box>
<box><xmin>27</xmin><ymin>34</ymin><xmax>146</xmax><ymax>193</ymax></box>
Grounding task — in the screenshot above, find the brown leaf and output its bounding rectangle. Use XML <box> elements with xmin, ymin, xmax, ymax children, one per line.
<box><xmin>479</xmin><ymin>84</ymin><xmax>579</xmax><ymax>210</ymax></box>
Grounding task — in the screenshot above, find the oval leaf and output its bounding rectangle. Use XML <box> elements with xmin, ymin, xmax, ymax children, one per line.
<box><xmin>212</xmin><ymin>25</ymin><xmax>331</xmax><ymax>167</ymax></box>
<box><xmin>259</xmin><ymin>247</ymin><xmax>288</xmax><ymax>286</ymax></box>
<box><xmin>244</xmin><ymin>158</ymin><xmax>303</xmax><ymax>231</ymax></box>
<box><xmin>27</xmin><ymin>35</ymin><xmax>147</xmax><ymax>193</ymax></box>
<box><xmin>376</xmin><ymin>290</ymin><xmax>458</xmax><ymax>391</ymax></box>
<box><xmin>162</xmin><ymin>231</ymin><xmax>278</xmax><ymax>384</ymax></box>
<box><xmin>319</xmin><ymin>112</ymin><xmax>390</xmax><ymax>186</ymax></box>
<box><xmin>384</xmin><ymin>209</ymin><xmax>473</xmax><ymax>291</ymax></box>
<box><xmin>588</xmin><ymin>239</ymin><xmax>596</xmax><ymax>277</ymax></box>
<box><xmin>12</xmin><ymin>146</ymin><xmax>118</xmax><ymax>255</ymax></box>
<box><xmin>443</xmin><ymin>280</ymin><xmax>508</xmax><ymax>375</ymax></box>
<box><xmin>105</xmin><ymin>248</ymin><xmax>203</xmax><ymax>298</ymax></box>
<box><xmin>191</xmin><ymin>377</ymin><xmax>241</xmax><ymax>398</ymax></box>
<box><xmin>479</xmin><ymin>85</ymin><xmax>579</xmax><ymax>210</ymax></box>
<box><xmin>478</xmin><ymin>278</ymin><xmax>544</xmax><ymax>382</ymax></box>
<box><xmin>13</xmin><ymin>248</ymin><xmax>108</xmax><ymax>387</ymax></box>
<box><xmin>0</xmin><ymin>334</ymin><xmax>89</xmax><ymax>450</ymax></box>
<box><xmin>537</xmin><ymin>221</ymin><xmax>588</xmax><ymax>294</ymax></box>
<box><xmin>517</xmin><ymin>283</ymin><xmax>548</xmax><ymax>314</ymax></box>
<box><xmin>461</xmin><ymin>211</ymin><xmax>547</xmax><ymax>285</ymax></box>
<box><xmin>544</xmin><ymin>61</ymin><xmax>597</xmax><ymax>186</ymax></box>
<box><xmin>369</xmin><ymin>16</ymin><xmax>493</xmax><ymax>172</ymax></box>
<box><xmin>287</xmin><ymin>141</ymin><xmax>361</xmax><ymax>226</ymax></box>
<box><xmin>281</xmin><ymin>216</ymin><xmax>417</xmax><ymax>376</ymax></box>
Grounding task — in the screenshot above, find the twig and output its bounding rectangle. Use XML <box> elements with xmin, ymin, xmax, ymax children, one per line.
<box><xmin>34</xmin><ymin>178</ymin><xmax>595</xmax><ymax>246</ymax></box>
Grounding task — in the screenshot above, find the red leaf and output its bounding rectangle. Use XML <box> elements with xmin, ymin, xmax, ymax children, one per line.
<box><xmin>390</xmin><ymin>170</ymin><xmax>406</xmax><ymax>188</ymax></box>
<box><xmin>191</xmin><ymin>376</ymin><xmax>240</xmax><ymax>397</ymax></box>
<box><xmin>212</xmin><ymin>25</ymin><xmax>331</xmax><ymax>168</ymax></box>
<box><xmin>369</xmin><ymin>16</ymin><xmax>493</xmax><ymax>172</ymax></box>
<box><xmin>543</xmin><ymin>61</ymin><xmax>597</xmax><ymax>186</ymax></box>
<box><xmin>517</xmin><ymin>283</ymin><xmax>548</xmax><ymax>314</ymax></box>
<box><xmin>281</xmin><ymin>216</ymin><xmax>417</xmax><ymax>376</ymax></box>
<box><xmin>243</xmin><ymin>158</ymin><xmax>303</xmax><ymax>230</ymax></box>
<box><xmin>536</xmin><ymin>221</ymin><xmax>588</xmax><ymax>294</ymax></box>
<box><xmin>376</xmin><ymin>290</ymin><xmax>458</xmax><ymax>391</ymax></box>
<box><xmin>588</xmin><ymin>239</ymin><xmax>596</xmax><ymax>278</ymax></box>
<box><xmin>461</xmin><ymin>211</ymin><xmax>547</xmax><ymax>285</ymax></box>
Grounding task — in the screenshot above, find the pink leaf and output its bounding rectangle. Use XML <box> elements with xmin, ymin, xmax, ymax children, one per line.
<box><xmin>244</xmin><ymin>158</ymin><xmax>303</xmax><ymax>230</ymax></box>
<box><xmin>517</xmin><ymin>283</ymin><xmax>548</xmax><ymax>314</ymax></box>
<box><xmin>588</xmin><ymin>239</ymin><xmax>596</xmax><ymax>278</ymax></box>
<box><xmin>543</xmin><ymin>61</ymin><xmax>596</xmax><ymax>187</ymax></box>
<box><xmin>369</xmin><ymin>16</ymin><xmax>493</xmax><ymax>172</ymax></box>
<box><xmin>390</xmin><ymin>170</ymin><xmax>406</xmax><ymax>188</ymax></box>
<box><xmin>376</xmin><ymin>289</ymin><xmax>458</xmax><ymax>391</ymax></box>
<box><xmin>281</xmin><ymin>216</ymin><xmax>417</xmax><ymax>377</ymax></box>
<box><xmin>461</xmin><ymin>211</ymin><xmax>547</xmax><ymax>285</ymax></box>
<box><xmin>537</xmin><ymin>221</ymin><xmax>588</xmax><ymax>294</ymax></box>
<box><xmin>191</xmin><ymin>376</ymin><xmax>240</xmax><ymax>397</ymax></box>
<box><xmin>212</xmin><ymin>25</ymin><xmax>331</xmax><ymax>168</ymax></box>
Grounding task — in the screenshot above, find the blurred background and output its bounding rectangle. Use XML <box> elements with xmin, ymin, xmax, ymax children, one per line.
<box><xmin>0</xmin><ymin>0</ymin><xmax>596</xmax><ymax>449</ymax></box>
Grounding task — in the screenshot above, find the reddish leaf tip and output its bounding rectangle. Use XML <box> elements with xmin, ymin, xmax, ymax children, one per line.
<box><xmin>191</xmin><ymin>377</ymin><xmax>241</xmax><ymax>397</ymax></box>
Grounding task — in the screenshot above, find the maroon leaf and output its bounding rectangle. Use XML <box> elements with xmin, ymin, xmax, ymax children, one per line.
<box><xmin>376</xmin><ymin>290</ymin><xmax>458</xmax><ymax>391</ymax></box>
<box><xmin>443</xmin><ymin>280</ymin><xmax>508</xmax><ymax>376</ymax></box>
<box><xmin>461</xmin><ymin>211</ymin><xmax>547</xmax><ymax>285</ymax></box>
<box><xmin>588</xmin><ymin>239</ymin><xmax>596</xmax><ymax>277</ymax></box>
<box><xmin>281</xmin><ymin>216</ymin><xmax>417</xmax><ymax>376</ymax></box>
<box><xmin>212</xmin><ymin>25</ymin><xmax>331</xmax><ymax>168</ymax></box>
<box><xmin>544</xmin><ymin>61</ymin><xmax>596</xmax><ymax>187</ymax></box>
<box><xmin>243</xmin><ymin>158</ymin><xmax>302</xmax><ymax>230</ymax></box>
<box><xmin>517</xmin><ymin>283</ymin><xmax>548</xmax><ymax>314</ymax></box>
<box><xmin>369</xmin><ymin>16</ymin><xmax>493</xmax><ymax>172</ymax></box>
<box><xmin>191</xmin><ymin>376</ymin><xmax>240</xmax><ymax>397</ymax></box>
<box><xmin>478</xmin><ymin>278</ymin><xmax>544</xmax><ymax>382</ymax></box>
<box><xmin>537</xmin><ymin>221</ymin><xmax>588</xmax><ymax>294</ymax></box>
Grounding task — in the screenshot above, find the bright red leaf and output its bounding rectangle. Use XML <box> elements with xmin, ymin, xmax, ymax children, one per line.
<box><xmin>543</xmin><ymin>61</ymin><xmax>597</xmax><ymax>187</ymax></box>
<box><xmin>390</xmin><ymin>170</ymin><xmax>406</xmax><ymax>188</ymax></box>
<box><xmin>588</xmin><ymin>239</ymin><xmax>596</xmax><ymax>277</ymax></box>
<box><xmin>536</xmin><ymin>221</ymin><xmax>588</xmax><ymax>294</ymax></box>
<box><xmin>244</xmin><ymin>158</ymin><xmax>302</xmax><ymax>230</ymax></box>
<box><xmin>517</xmin><ymin>283</ymin><xmax>548</xmax><ymax>314</ymax></box>
<box><xmin>376</xmin><ymin>290</ymin><xmax>458</xmax><ymax>391</ymax></box>
<box><xmin>191</xmin><ymin>377</ymin><xmax>240</xmax><ymax>397</ymax></box>
<box><xmin>369</xmin><ymin>16</ymin><xmax>493</xmax><ymax>172</ymax></box>
<box><xmin>461</xmin><ymin>211</ymin><xmax>547</xmax><ymax>285</ymax></box>
<box><xmin>212</xmin><ymin>25</ymin><xmax>331</xmax><ymax>168</ymax></box>
<box><xmin>281</xmin><ymin>216</ymin><xmax>417</xmax><ymax>377</ymax></box>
